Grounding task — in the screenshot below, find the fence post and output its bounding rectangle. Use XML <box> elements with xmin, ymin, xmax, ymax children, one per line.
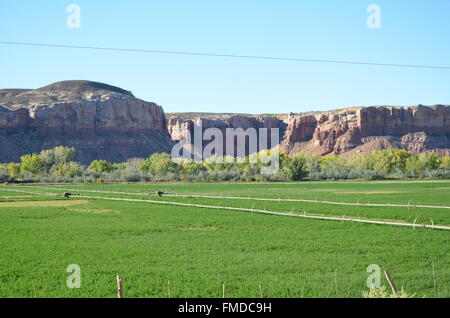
<box><xmin>168</xmin><ymin>280</ymin><xmax>172</xmax><ymax>298</ymax></box>
<box><xmin>432</xmin><ymin>262</ymin><xmax>437</xmax><ymax>298</ymax></box>
<box><xmin>117</xmin><ymin>275</ymin><xmax>123</xmax><ymax>298</ymax></box>
<box><xmin>383</xmin><ymin>270</ymin><xmax>398</xmax><ymax>296</ymax></box>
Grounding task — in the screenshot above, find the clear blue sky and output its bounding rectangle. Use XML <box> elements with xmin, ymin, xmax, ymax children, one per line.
<box><xmin>0</xmin><ymin>0</ymin><xmax>449</xmax><ymax>113</ymax></box>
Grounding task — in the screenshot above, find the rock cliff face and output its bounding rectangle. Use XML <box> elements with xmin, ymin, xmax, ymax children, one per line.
<box><xmin>167</xmin><ymin>105</ymin><xmax>450</xmax><ymax>157</ymax></box>
<box><xmin>288</xmin><ymin>105</ymin><xmax>450</xmax><ymax>156</ymax></box>
<box><xmin>167</xmin><ymin>113</ymin><xmax>287</xmax><ymax>157</ymax></box>
<box><xmin>1</xmin><ymin>80</ymin><xmax>448</xmax><ymax>164</ymax></box>
<box><xmin>0</xmin><ymin>81</ymin><xmax>173</xmax><ymax>164</ymax></box>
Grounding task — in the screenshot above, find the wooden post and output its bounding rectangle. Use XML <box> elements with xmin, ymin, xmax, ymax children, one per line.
<box><xmin>168</xmin><ymin>280</ymin><xmax>172</xmax><ymax>298</ymax></box>
<box><xmin>117</xmin><ymin>275</ymin><xmax>123</xmax><ymax>298</ymax></box>
<box><xmin>334</xmin><ymin>269</ymin><xmax>339</xmax><ymax>297</ymax></box>
<box><xmin>383</xmin><ymin>270</ymin><xmax>398</xmax><ymax>296</ymax></box>
<box><xmin>32</xmin><ymin>280</ymin><xmax>37</xmax><ymax>298</ymax></box>
<box><xmin>432</xmin><ymin>262</ymin><xmax>437</xmax><ymax>298</ymax></box>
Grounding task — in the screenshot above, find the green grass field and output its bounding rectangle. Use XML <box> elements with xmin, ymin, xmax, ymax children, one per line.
<box><xmin>0</xmin><ymin>180</ymin><xmax>449</xmax><ymax>298</ymax></box>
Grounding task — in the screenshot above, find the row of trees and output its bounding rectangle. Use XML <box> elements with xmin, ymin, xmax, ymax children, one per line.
<box><xmin>0</xmin><ymin>146</ymin><xmax>449</xmax><ymax>183</ymax></box>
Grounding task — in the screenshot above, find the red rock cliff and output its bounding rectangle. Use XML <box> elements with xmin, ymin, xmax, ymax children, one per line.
<box><xmin>0</xmin><ymin>81</ymin><xmax>173</xmax><ymax>164</ymax></box>
<box><xmin>167</xmin><ymin>105</ymin><xmax>450</xmax><ymax>157</ymax></box>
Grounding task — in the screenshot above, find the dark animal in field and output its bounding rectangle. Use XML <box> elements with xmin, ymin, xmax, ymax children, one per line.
<box><xmin>156</xmin><ymin>191</ymin><xmax>164</xmax><ymax>197</ymax></box>
<box><xmin>63</xmin><ymin>192</ymin><xmax>72</xmax><ymax>198</ymax></box>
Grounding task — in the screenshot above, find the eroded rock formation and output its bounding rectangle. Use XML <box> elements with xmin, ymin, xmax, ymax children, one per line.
<box><xmin>1</xmin><ymin>80</ymin><xmax>448</xmax><ymax>164</ymax></box>
<box><xmin>0</xmin><ymin>81</ymin><xmax>173</xmax><ymax>164</ymax></box>
<box><xmin>167</xmin><ymin>105</ymin><xmax>450</xmax><ymax>157</ymax></box>
<box><xmin>167</xmin><ymin>113</ymin><xmax>287</xmax><ymax>157</ymax></box>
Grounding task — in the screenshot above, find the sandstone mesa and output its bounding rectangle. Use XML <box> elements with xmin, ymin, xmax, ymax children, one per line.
<box><xmin>1</xmin><ymin>80</ymin><xmax>449</xmax><ymax>163</ymax></box>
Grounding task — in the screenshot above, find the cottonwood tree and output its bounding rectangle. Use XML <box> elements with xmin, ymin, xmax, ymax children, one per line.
<box><xmin>88</xmin><ymin>160</ymin><xmax>114</xmax><ymax>174</ymax></box>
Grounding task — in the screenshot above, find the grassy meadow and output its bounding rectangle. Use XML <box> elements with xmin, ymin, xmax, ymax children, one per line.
<box><xmin>0</xmin><ymin>180</ymin><xmax>449</xmax><ymax>298</ymax></box>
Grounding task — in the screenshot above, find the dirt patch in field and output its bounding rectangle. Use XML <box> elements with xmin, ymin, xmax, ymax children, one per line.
<box><xmin>66</xmin><ymin>207</ymin><xmax>119</xmax><ymax>214</ymax></box>
<box><xmin>335</xmin><ymin>191</ymin><xmax>406</xmax><ymax>195</ymax></box>
<box><xmin>0</xmin><ymin>200</ymin><xmax>89</xmax><ymax>208</ymax></box>
<box><xmin>313</xmin><ymin>189</ymin><xmax>338</xmax><ymax>192</ymax></box>
<box><xmin>0</xmin><ymin>195</ymin><xmax>35</xmax><ymax>199</ymax></box>
<box><xmin>182</xmin><ymin>226</ymin><xmax>218</xmax><ymax>231</ymax></box>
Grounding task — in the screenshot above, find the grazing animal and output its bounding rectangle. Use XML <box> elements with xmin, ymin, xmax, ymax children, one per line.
<box><xmin>63</xmin><ymin>192</ymin><xmax>72</xmax><ymax>198</ymax></box>
<box><xmin>156</xmin><ymin>191</ymin><xmax>164</xmax><ymax>197</ymax></box>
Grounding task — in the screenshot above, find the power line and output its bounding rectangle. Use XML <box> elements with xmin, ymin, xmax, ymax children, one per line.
<box><xmin>1</xmin><ymin>40</ymin><xmax>449</xmax><ymax>70</ymax></box>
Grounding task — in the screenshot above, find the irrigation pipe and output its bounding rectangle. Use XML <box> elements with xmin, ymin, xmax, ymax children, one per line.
<box><xmin>2</xmin><ymin>186</ymin><xmax>449</xmax><ymax>230</ymax></box>
<box><xmin>70</xmin><ymin>194</ymin><xmax>450</xmax><ymax>231</ymax></box>
<box><xmin>15</xmin><ymin>185</ymin><xmax>450</xmax><ymax>210</ymax></box>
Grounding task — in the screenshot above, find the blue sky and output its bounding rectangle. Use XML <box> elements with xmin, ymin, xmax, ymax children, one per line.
<box><xmin>0</xmin><ymin>0</ymin><xmax>449</xmax><ymax>113</ymax></box>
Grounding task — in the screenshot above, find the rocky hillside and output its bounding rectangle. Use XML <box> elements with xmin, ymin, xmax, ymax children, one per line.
<box><xmin>1</xmin><ymin>80</ymin><xmax>448</xmax><ymax>164</ymax></box>
<box><xmin>167</xmin><ymin>105</ymin><xmax>450</xmax><ymax>156</ymax></box>
<box><xmin>0</xmin><ymin>81</ymin><xmax>173</xmax><ymax>164</ymax></box>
